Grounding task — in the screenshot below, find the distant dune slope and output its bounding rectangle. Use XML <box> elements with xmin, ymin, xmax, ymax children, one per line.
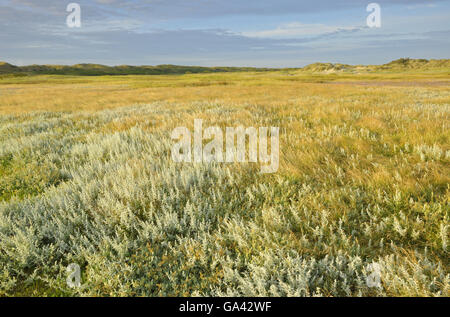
<box><xmin>0</xmin><ymin>58</ymin><xmax>449</xmax><ymax>76</ymax></box>
<box><xmin>301</xmin><ymin>58</ymin><xmax>450</xmax><ymax>73</ymax></box>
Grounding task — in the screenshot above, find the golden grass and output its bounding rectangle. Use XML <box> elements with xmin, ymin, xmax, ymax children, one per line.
<box><xmin>1</xmin><ymin>72</ymin><xmax>449</xmax><ymax>190</ymax></box>
<box><xmin>1</xmin><ymin>72</ymin><xmax>449</xmax><ymax>114</ymax></box>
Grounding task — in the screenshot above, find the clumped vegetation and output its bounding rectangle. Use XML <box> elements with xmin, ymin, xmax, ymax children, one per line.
<box><xmin>0</xmin><ymin>62</ymin><xmax>276</xmax><ymax>76</ymax></box>
<box><xmin>1</xmin><ymin>58</ymin><xmax>449</xmax><ymax>76</ymax></box>
<box><xmin>301</xmin><ymin>58</ymin><xmax>450</xmax><ymax>74</ymax></box>
<box><xmin>0</xmin><ymin>69</ymin><xmax>448</xmax><ymax>296</ymax></box>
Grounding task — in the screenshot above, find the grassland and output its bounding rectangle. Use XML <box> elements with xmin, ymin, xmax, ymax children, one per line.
<box><xmin>0</xmin><ymin>67</ymin><xmax>449</xmax><ymax>296</ymax></box>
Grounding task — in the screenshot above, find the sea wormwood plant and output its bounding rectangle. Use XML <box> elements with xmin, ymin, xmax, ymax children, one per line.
<box><xmin>0</xmin><ymin>98</ymin><xmax>448</xmax><ymax>296</ymax></box>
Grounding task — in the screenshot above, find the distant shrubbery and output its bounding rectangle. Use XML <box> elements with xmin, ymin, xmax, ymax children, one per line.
<box><xmin>0</xmin><ymin>62</ymin><xmax>275</xmax><ymax>76</ymax></box>
<box><xmin>301</xmin><ymin>58</ymin><xmax>450</xmax><ymax>73</ymax></box>
<box><xmin>1</xmin><ymin>59</ymin><xmax>449</xmax><ymax>76</ymax></box>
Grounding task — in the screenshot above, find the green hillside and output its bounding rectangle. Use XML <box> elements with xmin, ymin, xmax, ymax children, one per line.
<box><xmin>0</xmin><ymin>58</ymin><xmax>449</xmax><ymax>76</ymax></box>
<box><xmin>301</xmin><ymin>58</ymin><xmax>450</xmax><ymax>73</ymax></box>
<box><xmin>0</xmin><ymin>62</ymin><xmax>275</xmax><ymax>76</ymax></box>
<box><xmin>0</xmin><ymin>62</ymin><xmax>20</xmax><ymax>73</ymax></box>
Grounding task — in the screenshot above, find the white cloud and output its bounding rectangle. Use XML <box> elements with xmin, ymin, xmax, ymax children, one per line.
<box><xmin>241</xmin><ymin>22</ymin><xmax>361</xmax><ymax>39</ymax></box>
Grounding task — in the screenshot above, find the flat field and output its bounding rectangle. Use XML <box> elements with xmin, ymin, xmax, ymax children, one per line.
<box><xmin>0</xmin><ymin>71</ymin><xmax>449</xmax><ymax>296</ymax></box>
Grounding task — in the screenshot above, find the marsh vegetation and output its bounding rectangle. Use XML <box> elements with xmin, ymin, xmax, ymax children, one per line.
<box><xmin>0</xmin><ymin>67</ymin><xmax>448</xmax><ymax>296</ymax></box>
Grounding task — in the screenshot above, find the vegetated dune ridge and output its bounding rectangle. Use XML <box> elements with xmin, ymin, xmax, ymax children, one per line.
<box><xmin>301</xmin><ymin>58</ymin><xmax>450</xmax><ymax>73</ymax></box>
<box><xmin>0</xmin><ymin>67</ymin><xmax>448</xmax><ymax>296</ymax></box>
<box><xmin>0</xmin><ymin>62</ymin><xmax>275</xmax><ymax>76</ymax></box>
<box><xmin>1</xmin><ymin>58</ymin><xmax>449</xmax><ymax>76</ymax></box>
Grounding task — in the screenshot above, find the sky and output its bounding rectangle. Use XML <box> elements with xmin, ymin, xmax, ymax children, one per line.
<box><xmin>0</xmin><ymin>0</ymin><xmax>449</xmax><ymax>67</ymax></box>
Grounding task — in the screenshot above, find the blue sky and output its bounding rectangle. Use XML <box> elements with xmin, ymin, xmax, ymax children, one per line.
<box><xmin>1</xmin><ymin>0</ymin><xmax>449</xmax><ymax>67</ymax></box>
